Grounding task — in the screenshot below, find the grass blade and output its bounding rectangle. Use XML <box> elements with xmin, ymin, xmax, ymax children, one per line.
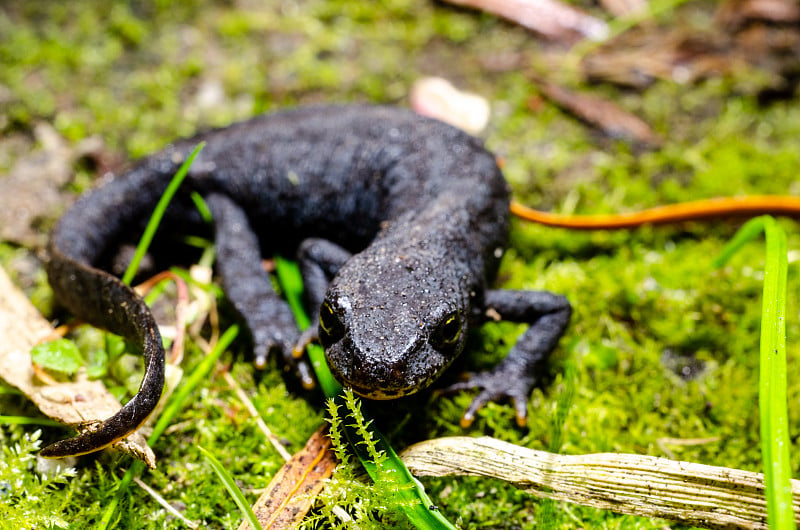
<box><xmin>0</xmin><ymin>415</ymin><xmax>64</xmax><ymax>427</ymax></box>
<box><xmin>121</xmin><ymin>142</ymin><xmax>205</xmax><ymax>285</ymax></box>
<box><xmin>759</xmin><ymin>217</ymin><xmax>794</xmax><ymax>530</ymax></box>
<box><xmin>198</xmin><ymin>446</ymin><xmax>263</xmax><ymax>530</ymax></box>
<box><xmin>711</xmin><ymin>216</ymin><xmax>766</xmax><ymax>268</ymax></box>
<box><xmin>274</xmin><ymin>257</ymin><xmax>342</xmax><ymax>397</ymax></box>
<box><xmin>715</xmin><ymin>215</ymin><xmax>795</xmax><ymax>530</ymax></box>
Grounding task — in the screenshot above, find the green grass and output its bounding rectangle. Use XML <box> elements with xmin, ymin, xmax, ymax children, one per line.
<box><xmin>1</xmin><ymin>0</ymin><xmax>800</xmax><ymax>528</ymax></box>
<box><xmin>715</xmin><ymin>217</ymin><xmax>796</xmax><ymax>529</ymax></box>
<box><xmin>121</xmin><ymin>143</ymin><xmax>205</xmax><ymax>286</ymax></box>
<box><xmin>198</xmin><ymin>445</ymin><xmax>263</xmax><ymax>530</ymax></box>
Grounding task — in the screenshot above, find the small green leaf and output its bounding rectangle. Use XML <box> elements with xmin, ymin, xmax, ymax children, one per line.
<box><xmin>86</xmin><ymin>349</ymin><xmax>109</xmax><ymax>379</ymax></box>
<box><xmin>30</xmin><ymin>339</ymin><xmax>84</xmax><ymax>374</ymax></box>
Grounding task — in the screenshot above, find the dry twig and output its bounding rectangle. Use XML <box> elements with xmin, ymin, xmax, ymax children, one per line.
<box><xmin>402</xmin><ymin>436</ymin><xmax>800</xmax><ymax>529</ymax></box>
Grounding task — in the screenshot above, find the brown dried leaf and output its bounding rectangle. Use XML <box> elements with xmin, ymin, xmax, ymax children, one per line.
<box><xmin>535</xmin><ymin>80</ymin><xmax>662</xmax><ymax>146</ymax></box>
<box><xmin>442</xmin><ymin>0</ymin><xmax>608</xmax><ymax>45</ymax></box>
<box><xmin>583</xmin><ymin>7</ymin><xmax>800</xmax><ymax>93</ymax></box>
<box><xmin>0</xmin><ymin>265</ymin><xmax>156</xmax><ymax>467</ymax></box>
<box><xmin>238</xmin><ymin>425</ymin><xmax>338</xmax><ymax>530</ymax></box>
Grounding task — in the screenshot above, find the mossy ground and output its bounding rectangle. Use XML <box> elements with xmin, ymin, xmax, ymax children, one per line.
<box><xmin>1</xmin><ymin>1</ymin><xmax>799</xmax><ymax>528</ymax></box>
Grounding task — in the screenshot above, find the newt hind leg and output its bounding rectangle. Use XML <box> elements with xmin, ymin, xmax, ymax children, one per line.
<box><xmin>444</xmin><ymin>289</ymin><xmax>571</xmax><ymax>427</ymax></box>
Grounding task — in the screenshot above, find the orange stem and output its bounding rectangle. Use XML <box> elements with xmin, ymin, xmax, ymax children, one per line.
<box><xmin>510</xmin><ymin>195</ymin><xmax>800</xmax><ymax>229</ymax></box>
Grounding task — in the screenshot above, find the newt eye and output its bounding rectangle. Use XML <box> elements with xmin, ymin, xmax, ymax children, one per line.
<box><xmin>319</xmin><ymin>300</ymin><xmax>344</xmax><ymax>344</ymax></box>
<box><xmin>430</xmin><ymin>311</ymin><xmax>462</xmax><ymax>349</ymax></box>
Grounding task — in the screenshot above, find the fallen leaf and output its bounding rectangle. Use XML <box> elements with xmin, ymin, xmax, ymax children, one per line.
<box><xmin>535</xmin><ymin>80</ymin><xmax>662</xmax><ymax>146</ymax></box>
<box><xmin>717</xmin><ymin>0</ymin><xmax>800</xmax><ymax>28</ymax></box>
<box><xmin>442</xmin><ymin>0</ymin><xmax>608</xmax><ymax>45</ymax></box>
<box><xmin>0</xmin><ymin>265</ymin><xmax>156</xmax><ymax>468</ymax></box>
<box><xmin>582</xmin><ymin>10</ymin><xmax>800</xmax><ymax>94</ymax></box>
<box><xmin>581</xmin><ymin>28</ymin><xmax>736</xmax><ymax>88</ymax></box>
<box><xmin>238</xmin><ymin>425</ymin><xmax>338</xmax><ymax>530</ymax></box>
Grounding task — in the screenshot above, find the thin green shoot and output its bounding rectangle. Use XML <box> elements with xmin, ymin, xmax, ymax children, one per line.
<box><xmin>714</xmin><ymin>215</ymin><xmax>795</xmax><ymax>530</ymax></box>
<box><xmin>274</xmin><ymin>257</ymin><xmax>342</xmax><ymax>397</ymax></box>
<box><xmin>121</xmin><ymin>142</ymin><xmax>205</xmax><ymax>286</ymax></box>
<box><xmin>198</xmin><ymin>445</ymin><xmax>263</xmax><ymax>530</ymax></box>
<box><xmin>0</xmin><ymin>415</ymin><xmax>64</xmax><ymax>427</ymax></box>
<box><xmin>190</xmin><ymin>191</ymin><xmax>213</xmax><ymax>224</ymax></box>
<box><xmin>0</xmin><ymin>384</ymin><xmax>22</xmax><ymax>395</ymax></box>
<box><xmin>25</xmin><ymin>148</ymin><xmax>206</xmax><ymax>395</ymax></box>
<box><xmin>274</xmin><ymin>258</ymin><xmax>457</xmax><ymax>530</ymax></box>
<box><xmin>103</xmin><ymin>144</ymin><xmax>231</xmax><ymax>524</ymax></box>
<box><xmin>711</xmin><ymin>216</ymin><xmax>768</xmax><ymax>268</ymax></box>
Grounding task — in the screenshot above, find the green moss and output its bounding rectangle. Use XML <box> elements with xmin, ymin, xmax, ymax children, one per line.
<box><xmin>0</xmin><ymin>426</ymin><xmax>81</xmax><ymax>529</ymax></box>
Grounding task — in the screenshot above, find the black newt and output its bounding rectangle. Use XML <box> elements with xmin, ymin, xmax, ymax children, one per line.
<box><xmin>41</xmin><ymin>105</ymin><xmax>571</xmax><ymax>458</ymax></box>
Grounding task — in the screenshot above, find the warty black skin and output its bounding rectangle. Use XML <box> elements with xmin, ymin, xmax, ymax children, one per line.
<box><xmin>41</xmin><ymin>105</ymin><xmax>571</xmax><ymax>458</ymax></box>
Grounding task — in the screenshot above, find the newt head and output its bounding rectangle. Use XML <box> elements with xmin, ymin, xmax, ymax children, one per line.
<box><xmin>318</xmin><ymin>243</ymin><xmax>473</xmax><ymax>399</ymax></box>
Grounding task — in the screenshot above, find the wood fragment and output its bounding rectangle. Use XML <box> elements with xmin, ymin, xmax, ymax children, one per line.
<box><xmin>238</xmin><ymin>425</ymin><xmax>338</xmax><ymax>530</ymax></box>
<box><xmin>134</xmin><ymin>476</ymin><xmax>199</xmax><ymax>529</ymax></box>
<box><xmin>410</xmin><ymin>77</ymin><xmax>491</xmax><ymax>135</ymax></box>
<box><xmin>598</xmin><ymin>0</ymin><xmax>647</xmax><ymax>17</ymax></box>
<box><xmin>442</xmin><ymin>0</ymin><xmax>608</xmax><ymax>45</ymax></box>
<box><xmin>0</xmin><ymin>265</ymin><xmax>156</xmax><ymax>468</ymax></box>
<box><xmin>535</xmin><ymin>80</ymin><xmax>662</xmax><ymax>146</ymax></box>
<box><xmin>401</xmin><ymin>436</ymin><xmax>800</xmax><ymax>529</ymax></box>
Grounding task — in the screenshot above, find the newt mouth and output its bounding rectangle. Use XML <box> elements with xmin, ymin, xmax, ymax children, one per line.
<box><xmin>332</xmin><ymin>372</ymin><xmax>421</xmax><ymax>400</ymax></box>
<box><xmin>350</xmin><ymin>385</ymin><xmax>415</xmax><ymax>400</ymax></box>
<box><xmin>323</xmin><ymin>339</ymin><xmax>436</xmax><ymax>400</ymax></box>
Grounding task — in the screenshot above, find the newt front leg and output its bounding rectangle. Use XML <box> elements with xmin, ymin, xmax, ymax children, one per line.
<box><xmin>445</xmin><ymin>289</ymin><xmax>572</xmax><ymax>427</ymax></box>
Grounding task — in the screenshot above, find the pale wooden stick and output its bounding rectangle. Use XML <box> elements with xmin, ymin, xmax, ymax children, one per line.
<box><xmin>133</xmin><ymin>476</ymin><xmax>199</xmax><ymax>529</ymax></box>
<box><xmin>222</xmin><ymin>371</ymin><xmax>292</xmax><ymax>462</ymax></box>
<box><xmin>401</xmin><ymin>436</ymin><xmax>798</xmax><ymax>529</ymax></box>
